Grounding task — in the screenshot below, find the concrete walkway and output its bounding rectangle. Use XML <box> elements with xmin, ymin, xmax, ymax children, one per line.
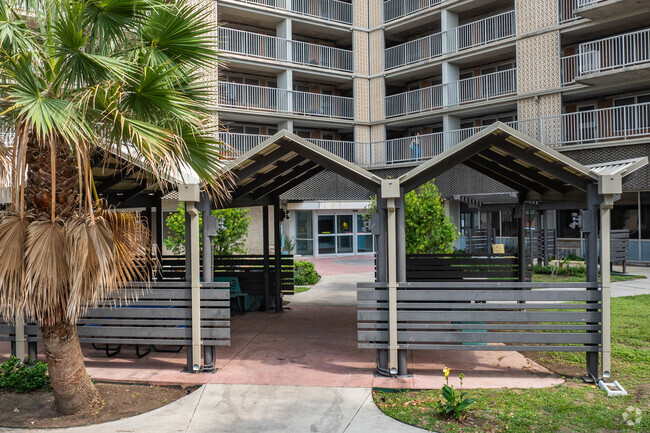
<box><xmin>611</xmin><ymin>265</ymin><xmax>650</xmax><ymax>297</ymax></box>
<box><xmin>0</xmin><ymin>385</ymin><xmax>423</xmax><ymax>433</ymax></box>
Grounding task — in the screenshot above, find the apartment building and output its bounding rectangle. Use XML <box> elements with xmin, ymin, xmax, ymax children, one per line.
<box><xmin>209</xmin><ymin>0</ymin><xmax>650</xmax><ymax>262</ymax></box>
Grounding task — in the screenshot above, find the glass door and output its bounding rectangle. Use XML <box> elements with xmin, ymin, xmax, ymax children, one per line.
<box><xmin>317</xmin><ymin>215</ymin><xmax>336</xmax><ymax>254</ymax></box>
<box><xmin>356</xmin><ymin>214</ymin><xmax>373</xmax><ymax>253</ymax></box>
<box><xmin>337</xmin><ymin>215</ymin><xmax>354</xmax><ymax>254</ymax></box>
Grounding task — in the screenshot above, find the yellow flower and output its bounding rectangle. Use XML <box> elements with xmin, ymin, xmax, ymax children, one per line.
<box><xmin>443</xmin><ymin>367</ymin><xmax>450</xmax><ymax>378</ymax></box>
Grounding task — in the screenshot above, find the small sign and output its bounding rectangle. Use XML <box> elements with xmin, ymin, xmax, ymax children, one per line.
<box><xmin>492</xmin><ymin>244</ymin><xmax>505</xmax><ymax>254</ymax></box>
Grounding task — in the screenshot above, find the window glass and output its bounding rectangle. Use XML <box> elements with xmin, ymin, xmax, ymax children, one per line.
<box><xmin>641</xmin><ymin>192</ymin><xmax>650</xmax><ymax>239</ymax></box>
<box><xmin>357</xmin><ymin>235</ymin><xmax>373</xmax><ymax>253</ymax></box>
<box><xmin>337</xmin><ymin>236</ymin><xmax>353</xmax><ymax>253</ymax></box>
<box><xmin>337</xmin><ymin>215</ymin><xmax>353</xmax><ymax>234</ymax></box>
<box><xmin>357</xmin><ymin>215</ymin><xmax>370</xmax><ymax>233</ymax></box>
<box><xmin>296</xmin><ymin>211</ymin><xmax>313</xmax><ymax>238</ymax></box>
<box><xmin>318</xmin><ymin>215</ymin><xmax>335</xmax><ymax>234</ymax></box>
<box><xmin>318</xmin><ymin>236</ymin><xmax>335</xmax><ymax>254</ymax></box>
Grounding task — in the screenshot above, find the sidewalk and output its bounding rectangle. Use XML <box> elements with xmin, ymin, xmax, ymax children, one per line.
<box><xmin>0</xmin><ymin>385</ymin><xmax>424</xmax><ymax>433</ymax></box>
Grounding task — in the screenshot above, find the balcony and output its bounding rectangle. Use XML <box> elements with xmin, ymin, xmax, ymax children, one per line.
<box><xmin>558</xmin><ymin>0</ymin><xmax>583</xmax><ymax>23</ymax></box>
<box><xmin>525</xmin><ymin>102</ymin><xmax>650</xmax><ymax>147</ymax></box>
<box><xmin>384</xmin><ymin>11</ymin><xmax>516</xmax><ymax>70</ymax></box>
<box><xmin>218</xmin><ymin>132</ymin><xmax>356</xmax><ymax>161</ymax></box>
<box><xmin>235</xmin><ymin>0</ymin><xmax>353</xmax><ymax>25</ymax></box>
<box><xmin>383</xmin><ymin>0</ymin><xmax>442</xmax><ymax>23</ymax></box>
<box><xmin>218</xmin><ymin>28</ymin><xmax>353</xmax><ymax>72</ymax></box>
<box><xmin>385</xmin><ymin>68</ymin><xmax>517</xmax><ymax>118</ymax></box>
<box><xmin>217</xmin><ymin>81</ymin><xmax>354</xmax><ymax>119</ymax></box>
<box><xmin>561</xmin><ymin>28</ymin><xmax>650</xmax><ymax>85</ymax></box>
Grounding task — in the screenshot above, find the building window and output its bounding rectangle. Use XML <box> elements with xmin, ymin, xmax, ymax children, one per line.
<box><xmin>295</xmin><ymin>211</ymin><xmax>313</xmax><ymax>256</ymax></box>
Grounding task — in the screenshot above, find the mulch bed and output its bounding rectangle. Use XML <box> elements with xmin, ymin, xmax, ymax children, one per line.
<box><xmin>0</xmin><ymin>382</ymin><xmax>191</xmax><ymax>428</ymax></box>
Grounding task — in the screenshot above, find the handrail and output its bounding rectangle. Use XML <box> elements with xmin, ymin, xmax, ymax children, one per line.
<box><xmin>218</xmin><ymin>27</ymin><xmax>353</xmax><ymax>72</ymax></box>
<box><xmin>236</xmin><ymin>0</ymin><xmax>353</xmax><ymax>25</ymax></box>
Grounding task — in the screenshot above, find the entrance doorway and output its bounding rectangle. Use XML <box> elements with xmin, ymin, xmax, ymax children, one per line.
<box><xmin>310</xmin><ymin>212</ymin><xmax>373</xmax><ymax>256</ymax></box>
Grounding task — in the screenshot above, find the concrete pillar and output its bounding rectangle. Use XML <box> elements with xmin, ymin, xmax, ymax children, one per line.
<box><xmin>440</xmin><ymin>9</ymin><xmax>459</xmax><ymax>54</ymax></box>
<box><xmin>443</xmin><ymin>115</ymin><xmax>460</xmax><ymax>150</ymax></box>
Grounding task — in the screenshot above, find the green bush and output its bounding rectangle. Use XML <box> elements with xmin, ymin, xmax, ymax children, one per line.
<box><xmin>294</xmin><ymin>261</ymin><xmax>320</xmax><ymax>286</ymax></box>
<box><xmin>0</xmin><ymin>356</ymin><xmax>51</xmax><ymax>392</ymax></box>
<box><xmin>532</xmin><ymin>264</ymin><xmax>586</xmax><ymax>277</ymax></box>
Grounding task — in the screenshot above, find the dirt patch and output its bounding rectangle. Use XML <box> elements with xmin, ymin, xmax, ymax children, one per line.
<box><xmin>0</xmin><ymin>382</ymin><xmax>191</xmax><ymax>428</ymax></box>
<box><xmin>523</xmin><ymin>352</ymin><xmax>584</xmax><ymax>380</ymax></box>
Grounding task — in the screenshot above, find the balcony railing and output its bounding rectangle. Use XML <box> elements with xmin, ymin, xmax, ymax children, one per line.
<box><xmin>447</xmin><ymin>10</ymin><xmax>516</xmax><ymax>53</ymax></box>
<box><xmin>447</xmin><ymin>69</ymin><xmax>517</xmax><ymax>105</ymax></box>
<box><xmin>385</xmin><ymin>84</ymin><xmax>444</xmax><ymax>117</ymax></box>
<box><xmin>218</xmin><ymin>104</ymin><xmax>650</xmax><ymax>166</ymax></box>
<box><xmin>383</xmin><ymin>11</ymin><xmax>515</xmax><ymax>70</ymax></box>
<box><xmin>385</xmin><ymin>32</ymin><xmax>443</xmax><ymax>70</ymax></box>
<box><xmin>534</xmin><ymin>102</ymin><xmax>650</xmax><ymax>147</ymax></box>
<box><xmin>217</xmin><ymin>82</ymin><xmax>354</xmax><ymax>119</ymax></box>
<box><xmin>218</xmin><ymin>28</ymin><xmax>353</xmax><ymax>72</ymax></box>
<box><xmin>383</xmin><ymin>0</ymin><xmax>442</xmax><ymax>23</ymax></box>
<box><xmin>558</xmin><ymin>0</ymin><xmax>582</xmax><ymax>23</ymax></box>
<box><xmin>561</xmin><ymin>28</ymin><xmax>650</xmax><ymax>84</ymax></box>
<box><xmin>217</xmin><ymin>132</ymin><xmax>355</xmax><ymax>161</ymax></box>
<box><xmin>237</xmin><ymin>0</ymin><xmax>353</xmax><ymax>25</ymax></box>
<box><xmin>385</xmin><ymin>68</ymin><xmax>517</xmax><ymax>118</ymax></box>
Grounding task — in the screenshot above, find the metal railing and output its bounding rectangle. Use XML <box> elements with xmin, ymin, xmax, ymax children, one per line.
<box><xmin>558</xmin><ymin>0</ymin><xmax>582</xmax><ymax>23</ymax></box>
<box><xmin>218</xmin><ymin>27</ymin><xmax>353</xmax><ymax>72</ymax></box>
<box><xmin>291</xmin><ymin>91</ymin><xmax>354</xmax><ymax>119</ymax></box>
<box><xmin>308</xmin><ymin>138</ymin><xmax>355</xmax><ymax>161</ymax></box>
<box><xmin>446</xmin><ymin>10</ymin><xmax>516</xmax><ymax>53</ymax></box>
<box><xmin>577</xmin><ymin>28</ymin><xmax>650</xmax><ymax>74</ymax></box>
<box><xmin>385</xmin><ymin>83</ymin><xmax>444</xmax><ymax>117</ymax></box>
<box><xmin>218</xmin><ymin>132</ymin><xmax>271</xmax><ymax>157</ymax></box>
<box><xmin>535</xmin><ymin>102</ymin><xmax>650</xmax><ymax>147</ymax></box>
<box><xmin>447</xmin><ymin>68</ymin><xmax>517</xmax><ymax>105</ymax></box>
<box><xmin>385</xmin><ymin>68</ymin><xmax>517</xmax><ymax>118</ymax></box>
<box><xmin>217</xmin><ymin>132</ymin><xmax>355</xmax><ymax>161</ymax></box>
<box><xmin>383</xmin><ymin>11</ymin><xmax>515</xmax><ymax>69</ymax></box>
<box><xmin>237</xmin><ymin>0</ymin><xmax>353</xmax><ymax>24</ymax></box>
<box><xmin>217</xmin><ymin>82</ymin><xmax>354</xmax><ymax>119</ymax></box>
<box><xmin>384</xmin><ymin>32</ymin><xmax>443</xmax><ymax>70</ymax></box>
<box><xmin>577</xmin><ymin>0</ymin><xmax>601</xmax><ymax>6</ymax></box>
<box><xmin>383</xmin><ymin>0</ymin><xmax>442</xmax><ymax>23</ymax></box>
<box><xmin>561</xmin><ymin>28</ymin><xmax>650</xmax><ymax>84</ymax></box>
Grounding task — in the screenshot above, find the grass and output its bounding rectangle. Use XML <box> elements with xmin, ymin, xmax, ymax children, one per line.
<box><xmin>532</xmin><ymin>273</ymin><xmax>646</xmax><ymax>283</ymax></box>
<box><xmin>294</xmin><ymin>286</ymin><xmax>311</xmax><ymax>294</ymax></box>
<box><xmin>374</xmin><ymin>295</ymin><xmax>650</xmax><ymax>432</ymax></box>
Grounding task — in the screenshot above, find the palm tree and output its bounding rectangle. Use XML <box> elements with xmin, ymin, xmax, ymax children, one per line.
<box><xmin>0</xmin><ymin>0</ymin><xmax>227</xmax><ymax>414</ymax></box>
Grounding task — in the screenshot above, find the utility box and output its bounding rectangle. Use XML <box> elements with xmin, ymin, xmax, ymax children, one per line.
<box><xmin>598</xmin><ymin>175</ymin><xmax>622</xmax><ymax>195</ymax></box>
<box><xmin>178</xmin><ymin>183</ymin><xmax>200</xmax><ymax>202</ymax></box>
<box><xmin>381</xmin><ymin>179</ymin><xmax>400</xmax><ymax>198</ymax></box>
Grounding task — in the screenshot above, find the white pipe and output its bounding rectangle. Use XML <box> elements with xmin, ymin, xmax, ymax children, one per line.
<box><xmin>386</xmin><ymin>197</ymin><xmax>398</xmax><ymax>373</ymax></box>
<box><xmin>600</xmin><ymin>200</ymin><xmax>612</xmax><ymax>377</ymax></box>
<box><xmin>15</xmin><ymin>311</ymin><xmax>25</xmax><ymax>361</ymax></box>
<box><xmin>186</xmin><ymin>202</ymin><xmax>202</xmax><ymax>372</ymax></box>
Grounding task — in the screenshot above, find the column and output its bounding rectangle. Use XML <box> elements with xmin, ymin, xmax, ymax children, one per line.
<box><xmin>277</xmin><ymin>18</ymin><xmax>293</xmax><ymax>124</ymax></box>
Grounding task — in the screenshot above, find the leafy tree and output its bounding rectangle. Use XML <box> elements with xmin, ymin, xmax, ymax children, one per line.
<box><xmin>366</xmin><ymin>180</ymin><xmax>458</xmax><ymax>254</ymax></box>
<box><xmin>164</xmin><ymin>203</ymin><xmax>250</xmax><ymax>255</ymax></box>
<box><xmin>0</xmin><ymin>0</ymin><xmax>226</xmax><ymax>415</ymax></box>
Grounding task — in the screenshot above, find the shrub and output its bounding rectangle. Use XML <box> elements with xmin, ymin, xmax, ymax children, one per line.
<box><xmin>294</xmin><ymin>261</ymin><xmax>320</xmax><ymax>285</ymax></box>
<box><xmin>0</xmin><ymin>356</ymin><xmax>51</xmax><ymax>392</ymax></box>
<box><xmin>533</xmin><ymin>264</ymin><xmax>586</xmax><ymax>277</ymax></box>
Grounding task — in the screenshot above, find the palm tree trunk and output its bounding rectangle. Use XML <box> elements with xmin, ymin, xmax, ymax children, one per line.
<box><xmin>41</xmin><ymin>323</ymin><xmax>100</xmax><ymax>415</ymax></box>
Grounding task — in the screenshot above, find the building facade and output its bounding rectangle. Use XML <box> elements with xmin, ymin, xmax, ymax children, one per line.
<box><xmin>210</xmin><ymin>0</ymin><xmax>650</xmax><ymax>261</ymax></box>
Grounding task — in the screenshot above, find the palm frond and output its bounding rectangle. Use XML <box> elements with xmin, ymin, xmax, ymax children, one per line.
<box><xmin>65</xmin><ymin>215</ymin><xmax>116</xmax><ymax>319</ymax></box>
<box><xmin>101</xmin><ymin>208</ymin><xmax>153</xmax><ymax>290</ymax></box>
<box><xmin>139</xmin><ymin>0</ymin><xmax>217</xmax><ymax>69</ymax></box>
<box><xmin>23</xmin><ymin>219</ymin><xmax>70</xmax><ymax>324</ymax></box>
<box><xmin>0</xmin><ymin>214</ymin><xmax>28</xmax><ymax>320</ymax></box>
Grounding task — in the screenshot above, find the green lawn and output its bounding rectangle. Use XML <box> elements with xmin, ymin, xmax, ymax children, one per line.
<box><xmin>532</xmin><ymin>273</ymin><xmax>646</xmax><ymax>283</ymax></box>
<box><xmin>374</xmin><ymin>295</ymin><xmax>650</xmax><ymax>432</ymax></box>
<box><xmin>294</xmin><ymin>286</ymin><xmax>311</xmax><ymax>294</ymax></box>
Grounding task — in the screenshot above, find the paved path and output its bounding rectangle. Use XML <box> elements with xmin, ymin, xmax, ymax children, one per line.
<box><xmin>0</xmin><ymin>385</ymin><xmax>423</xmax><ymax>433</ymax></box>
<box><xmin>611</xmin><ymin>265</ymin><xmax>650</xmax><ymax>297</ymax></box>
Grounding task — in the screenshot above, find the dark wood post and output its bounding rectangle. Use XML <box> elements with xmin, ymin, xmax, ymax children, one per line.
<box><xmin>273</xmin><ymin>198</ymin><xmax>282</xmax><ymax>312</ymax></box>
<box><xmin>263</xmin><ymin>205</ymin><xmax>271</xmax><ymax>311</ymax></box>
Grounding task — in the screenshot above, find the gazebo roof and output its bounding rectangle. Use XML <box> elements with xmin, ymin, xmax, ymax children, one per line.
<box><xmin>399</xmin><ymin>123</ymin><xmax>601</xmax><ymax>202</ymax></box>
<box><xmin>221</xmin><ymin>131</ymin><xmax>383</xmax><ymax>208</ymax></box>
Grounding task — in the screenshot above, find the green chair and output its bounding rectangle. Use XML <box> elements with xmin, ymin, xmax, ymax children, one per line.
<box><xmin>213</xmin><ymin>276</ymin><xmax>250</xmax><ymax>313</ymax></box>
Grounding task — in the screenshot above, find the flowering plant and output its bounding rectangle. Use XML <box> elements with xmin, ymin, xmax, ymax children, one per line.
<box><xmin>436</xmin><ymin>368</ymin><xmax>475</xmax><ymax>420</ymax></box>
